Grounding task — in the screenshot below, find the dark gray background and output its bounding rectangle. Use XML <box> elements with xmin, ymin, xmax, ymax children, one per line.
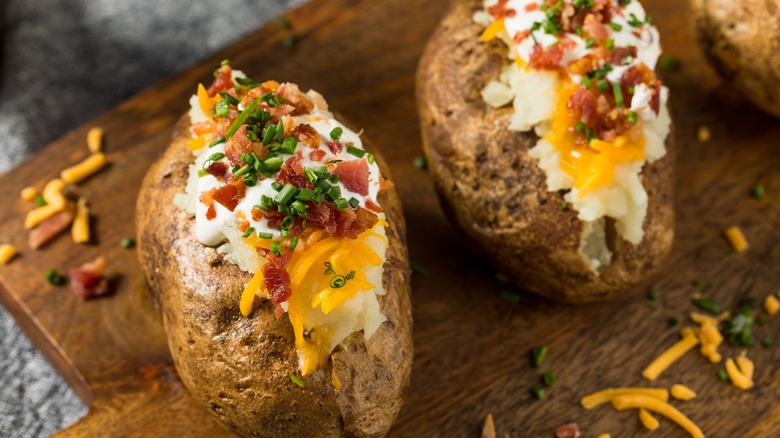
<box><xmin>0</xmin><ymin>0</ymin><xmax>303</xmax><ymax>436</ymax></box>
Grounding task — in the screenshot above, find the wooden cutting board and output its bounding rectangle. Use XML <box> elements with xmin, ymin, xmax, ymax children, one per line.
<box><xmin>1</xmin><ymin>0</ymin><xmax>778</xmax><ymax>436</ymax></box>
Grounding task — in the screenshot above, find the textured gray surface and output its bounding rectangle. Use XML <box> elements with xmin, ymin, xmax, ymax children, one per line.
<box><xmin>0</xmin><ymin>0</ymin><xmax>304</xmax><ymax>436</ymax></box>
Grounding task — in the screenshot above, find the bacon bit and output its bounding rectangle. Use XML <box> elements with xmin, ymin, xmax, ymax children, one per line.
<box><xmin>529</xmin><ymin>43</ymin><xmax>565</xmax><ymax>70</ymax></box>
<box><xmin>207</xmin><ymin>161</ymin><xmax>228</xmax><ymax>178</ymax></box>
<box><xmin>207</xmin><ymin>65</ymin><xmax>235</xmax><ymax>98</ymax></box>
<box><xmin>379</xmin><ymin>176</ymin><xmax>394</xmax><ymax>193</ymax></box>
<box><xmin>263</xmin><ymin>253</ymin><xmax>292</xmax><ymax>311</ymax></box>
<box><xmin>206</xmin><ymin>205</ymin><xmax>217</xmax><ymax>220</ymax></box>
<box><xmin>332</xmin><ymin>159</ymin><xmax>369</xmax><ymax>196</ymax></box>
<box><xmin>513</xmin><ymin>29</ymin><xmax>532</xmax><ymax>44</ymax></box>
<box><xmin>224</xmin><ymin>125</ymin><xmax>254</xmax><ymax>167</ymax></box>
<box><xmin>291</xmin><ymin>124</ymin><xmax>320</xmax><ymax>149</ymax></box>
<box><xmin>277</xmin><ymin>151</ymin><xmax>313</xmax><ymax>189</ymax></box>
<box><xmin>192</xmin><ymin>121</ymin><xmax>216</xmax><ymax>135</ymax></box>
<box><xmin>584</xmin><ymin>14</ymin><xmax>609</xmax><ymax>43</ymax></box>
<box><xmin>487</xmin><ymin>0</ymin><xmax>516</xmax><ymax>18</ymax></box>
<box><xmin>29</xmin><ymin>209</ymin><xmax>74</xmax><ymax>250</ymax></box>
<box><xmin>70</xmin><ymin>257</ymin><xmax>111</xmax><ymax>299</ymax></box>
<box><xmin>609</xmin><ymin>46</ymin><xmax>637</xmax><ymax>66</ymax></box>
<box><xmin>327</xmin><ymin>141</ymin><xmax>344</xmax><ymax>154</ymax></box>
<box><xmin>555</xmin><ymin>423</ymin><xmax>581</xmax><ymax>438</ymax></box>
<box><xmin>525</xmin><ymin>2</ymin><xmax>538</xmax><ymax>12</ymax></box>
<box><xmin>238</xmin><ymin>221</ymin><xmax>250</xmax><ymax>233</ymax></box>
<box><xmin>276</xmin><ymin>83</ymin><xmax>315</xmax><ymax>116</ymax></box>
<box><xmin>281</xmin><ymin>115</ymin><xmax>298</xmax><ymax>134</ymax></box>
<box><xmin>309</xmin><ymin>150</ymin><xmax>327</xmax><ymax>162</ymax></box>
<box><xmin>365</xmin><ymin>199</ymin><xmax>383</xmax><ymax>213</ymax></box>
<box><xmin>251</xmin><ymin>207</ymin><xmax>263</xmax><ymax>222</ymax></box>
<box><xmin>211</xmin><ymin>177</ymin><xmax>246</xmax><ymax>212</ymax></box>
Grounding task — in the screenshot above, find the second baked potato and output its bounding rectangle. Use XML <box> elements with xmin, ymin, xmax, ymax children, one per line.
<box><xmin>417</xmin><ymin>0</ymin><xmax>675</xmax><ymax>302</ymax></box>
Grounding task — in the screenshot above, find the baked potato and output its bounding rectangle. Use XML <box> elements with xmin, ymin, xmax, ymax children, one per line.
<box><xmin>136</xmin><ymin>63</ymin><xmax>412</xmax><ymax>437</ymax></box>
<box><xmin>691</xmin><ymin>0</ymin><xmax>780</xmax><ymax>119</ymax></box>
<box><xmin>417</xmin><ymin>0</ymin><xmax>675</xmax><ymax>302</ymax></box>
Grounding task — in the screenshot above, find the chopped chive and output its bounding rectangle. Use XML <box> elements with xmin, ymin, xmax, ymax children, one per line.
<box><xmin>717</xmin><ymin>367</ymin><xmax>730</xmax><ymax>383</ymax></box>
<box><xmin>581</xmin><ymin>77</ymin><xmax>592</xmax><ymax>89</ymax></box>
<box><xmin>606</xmin><ymin>38</ymin><xmax>615</xmax><ymax>51</ymax></box>
<box><xmin>218</xmin><ymin>92</ymin><xmax>239</xmax><ymax>106</ymax></box>
<box><xmin>44</xmin><ymin>269</ymin><xmax>62</xmax><ymax>285</ymax></box>
<box><xmin>762</xmin><ymin>337</ymin><xmax>773</xmax><ymax>348</ymax></box>
<box><xmin>500</xmin><ymin>290</ymin><xmax>520</xmax><ymax>303</ymax></box>
<box><xmin>274</xmin><ymin>184</ymin><xmax>297</xmax><ymax>205</ymax></box>
<box><xmin>658</xmin><ymin>54</ymin><xmax>680</xmax><ymax>71</ymax></box>
<box><xmin>334</xmin><ymin>198</ymin><xmax>349</xmax><ymax>210</ymax></box>
<box><xmin>693</xmin><ymin>297</ymin><xmax>720</xmax><ymax>315</ymax></box>
<box><xmin>220</xmin><ymin>59</ymin><xmax>230</xmax><ymax>66</ymax></box>
<box><xmin>366</xmin><ymin>153</ymin><xmax>375</xmax><ymax>164</ymax></box>
<box><xmin>542</xmin><ymin>371</ymin><xmax>556</xmax><ymax>387</ymax></box>
<box><xmin>752</xmin><ymin>183</ymin><xmax>765</xmax><ymax>201</ymax></box>
<box><xmin>597</xmin><ymin>80</ymin><xmax>609</xmax><ymax>92</ymax></box>
<box><xmin>226</xmin><ymin>99</ymin><xmax>260</xmax><ymax>140</ymax></box>
<box><xmin>585</xmin><ymin>38</ymin><xmax>596</xmax><ymax>49</ymax></box>
<box><xmin>209</xmin><ymin>135</ymin><xmax>226</xmax><ymax>148</ymax></box>
<box><xmin>530</xmin><ymin>386</ymin><xmax>546</xmax><ymax>400</ymax></box>
<box><xmin>575</xmin><ymin>121</ymin><xmax>586</xmax><ymax>134</ymax></box>
<box><xmin>692</xmin><ymin>278</ymin><xmax>703</xmax><ymax>287</ymax></box>
<box><xmin>290</xmin><ymin>374</ymin><xmax>305</xmax><ymax>388</ymax></box>
<box><xmin>262</xmin><ymin>124</ymin><xmax>277</xmax><ymax>145</ymax></box>
<box><xmin>346</xmin><ymin>146</ymin><xmax>367</xmax><ymax>158</ymax></box>
<box><xmin>197</xmin><ymin>169</ymin><xmax>208</xmax><ymax>177</ymax></box>
<box><xmin>34</xmin><ymin>195</ymin><xmax>48</xmax><ymax>207</ymax></box>
<box><xmin>235</xmin><ymin>76</ymin><xmax>257</xmax><ymax>86</ymax></box>
<box><xmin>574</xmin><ymin>26</ymin><xmax>583</xmax><ymax>37</ymax></box>
<box><xmin>608</xmin><ymin>22</ymin><xmax>622</xmax><ymax>31</ymax></box>
<box><xmin>330</xmin><ymin>127</ymin><xmax>343</xmax><ymax>140</ymax></box>
<box><xmin>290</xmin><ymin>236</ymin><xmax>299</xmax><ymax>251</ymax></box>
<box><xmin>276</xmin><ymin>16</ymin><xmax>290</xmax><ymax>29</ymax></box>
<box><xmin>281</xmin><ymin>136</ymin><xmax>297</xmax><ymax>154</ymax></box>
<box><xmin>612</xmin><ymin>82</ymin><xmax>624</xmax><ymax>107</ymax></box>
<box><xmin>208</xmin><ymin>152</ymin><xmax>226</xmax><ymax>162</ymax></box>
<box><xmin>347</xmin><ymin>197</ymin><xmax>359</xmax><ymax>209</ymax></box>
<box><xmin>283</xmin><ymin>35</ymin><xmax>296</xmax><ymax>49</ymax></box>
<box><xmin>258</xmin><ymin>232</ymin><xmax>273</xmax><ymax>239</ymax></box>
<box><xmin>270</xmin><ymin>242</ymin><xmax>283</xmax><ymax>256</ymax></box>
<box><xmin>233</xmin><ymin>164</ymin><xmax>252</xmax><ymax>178</ymax></box>
<box><xmin>274</xmin><ymin>120</ymin><xmax>285</xmax><ymax>143</ymax></box>
<box><xmin>667</xmin><ymin>316</ymin><xmax>679</xmax><ymax>326</ymax></box>
<box><xmin>561</xmin><ymin>202</ymin><xmax>570</xmax><ymax>211</ymax></box>
<box><xmin>531</xmin><ymin>345</ymin><xmax>548</xmax><ymax>368</ymax></box>
<box><xmin>627</xmin><ymin>111</ymin><xmax>638</xmax><ymax>125</ymax></box>
<box><xmin>410</xmin><ymin>261</ymin><xmax>427</xmax><ymax>275</ymax></box>
<box><xmin>121</xmin><ymin>237</ymin><xmax>135</xmax><ymax>249</ymax></box>
<box><xmin>414</xmin><ymin>155</ymin><xmax>427</xmax><ymax>170</ymax></box>
<box><xmin>242</xmin><ymin>227</ymin><xmax>255</xmax><ymax>238</ymax></box>
<box><xmin>496</xmin><ymin>273</ymin><xmax>509</xmax><ymax>283</ymax></box>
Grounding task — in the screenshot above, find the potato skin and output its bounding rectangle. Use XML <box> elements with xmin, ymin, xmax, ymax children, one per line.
<box><xmin>416</xmin><ymin>0</ymin><xmax>675</xmax><ymax>302</ymax></box>
<box><xmin>136</xmin><ymin>114</ymin><xmax>413</xmax><ymax>437</ymax></box>
<box><xmin>691</xmin><ymin>0</ymin><xmax>780</xmax><ymax>119</ymax></box>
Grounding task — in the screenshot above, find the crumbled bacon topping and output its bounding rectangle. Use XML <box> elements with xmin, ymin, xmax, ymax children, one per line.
<box><xmin>70</xmin><ymin>257</ymin><xmax>111</xmax><ymax>299</ymax></box>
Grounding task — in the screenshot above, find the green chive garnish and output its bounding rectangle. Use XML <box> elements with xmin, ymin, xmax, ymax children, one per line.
<box><xmin>627</xmin><ymin>111</ymin><xmax>638</xmax><ymax>125</ymax></box>
<box><xmin>330</xmin><ymin>127</ymin><xmax>343</xmax><ymax>140</ymax></box>
<box><xmin>258</xmin><ymin>232</ymin><xmax>273</xmax><ymax>239</ymax></box>
<box><xmin>752</xmin><ymin>183</ymin><xmax>765</xmax><ymax>201</ymax></box>
<box><xmin>121</xmin><ymin>237</ymin><xmax>135</xmax><ymax>249</ymax></box>
<box><xmin>762</xmin><ymin>337</ymin><xmax>773</xmax><ymax>348</ymax></box>
<box><xmin>613</xmin><ymin>82</ymin><xmax>624</xmax><ymax>107</ymax></box>
<box><xmin>34</xmin><ymin>195</ymin><xmax>48</xmax><ymax>207</ymax></box>
<box><xmin>346</xmin><ymin>146</ymin><xmax>367</xmax><ymax>158</ymax></box>
<box><xmin>693</xmin><ymin>297</ymin><xmax>720</xmax><ymax>315</ymax></box>
<box><xmin>597</xmin><ymin>80</ymin><xmax>609</xmax><ymax>92</ymax></box>
<box><xmin>226</xmin><ymin>99</ymin><xmax>260</xmax><ymax>140</ymax></box>
<box><xmin>667</xmin><ymin>316</ymin><xmax>679</xmax><ymax>326</ymax></box>
<box><xmin>290</xmin><ymin>374</ymin><xmax>305</xmax><ymax>388</ymax></box>
<box><xmin>209</xmin><ymin>135</ymin><xmax>226</xmax><ymax>148</ymax></box>
<box><xmin>585</xmin><ymin>38</ymin><xmax>596</xmax><ymax>49</ymax></box>
<box><xmin>242</xmin><ymin>227</ymin><xmax>255</xmax><ymax>238</ymax></box>
<box><xmin>44</xmin><ymin>269</ymin><xmax>62</xmax><ymax>285</ymax></box>
<box><xmin>284</xmin><ymin>35</ymin><xmax>296</xmax><ymax>49</ymax></box>
<box><xmin>414</xmin><ymin>155</ymin><xmax>427</xmax><ymax>170</ymax></box>
<box><xmin>531</xmin><ymin>386</ymin><xmax>546</xmax><ymax>400</ymax></box>
<box><xmin>717</xmin><ymin>367</ymin><xmax>730</xmax><ymax>383</ymax></box>
<box><xmin>531</xmin><ymin>346</ymin><xmax>548</xmax><ymax>368</ymax></box>
<box><xmin>500</xmin><ymin>290</ymin><xmax>520</xmax><ymax>303</ymax></box>
<box><xmin>542</xmin><ymin>371</ymin><xmax>556</xmax><ymax>387</ymax></box>
<box><xmin>274</xmin><ymin>184</ymin><xmax>297</xmax><ymax>205</ymax></box>
<box><xmin>276</xmin><ymin>16</ymin><xmax>290</xmax><ymax>29</ymax></box>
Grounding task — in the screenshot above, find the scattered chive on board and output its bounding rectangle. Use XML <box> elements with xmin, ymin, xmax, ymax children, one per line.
<box><xmin>531</xmin><ymin>346</ymin><xmax>548</xmax><ymax>368</ymax></box>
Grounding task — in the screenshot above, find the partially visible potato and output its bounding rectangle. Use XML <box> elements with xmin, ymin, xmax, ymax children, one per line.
<box><xmin>691</xmin><ymin>0</ymin><xmax>780</xmax><ymax>118</ymax></box>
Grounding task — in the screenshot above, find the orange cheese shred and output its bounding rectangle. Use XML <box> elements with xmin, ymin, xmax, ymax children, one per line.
<box><xmin>642</xmin><ymin>330</ymin><xmax>699</xmax><ymax>381</ymax></box>
<box><xmin>480</xmin><ymin>18</ymin><xmax>505</xmax><ymax>42</ymax></box>
<box><xmin>611</xmin><ymin>395</ymin><xmax>704</xmax><ymax>438</ymax></box>
<box><xmin>581</xmin><ymin>388</ymin><xmax>669</xmax><ymax>409</ymax></box>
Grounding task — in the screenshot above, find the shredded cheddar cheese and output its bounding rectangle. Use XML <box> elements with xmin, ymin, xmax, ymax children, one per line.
<box><xmin>724</xmin><ymin>226</ymin><xmax>748</xmax><ymax>253</ymax></box>
<box><xmin>87</xmin><ymin>127</ymin><xmax>104</xmax><ymax>153</ymax></box>
<box><xmin>187</xmin><ymin>136</ymin><xmax>206</xmax><ymax>152</ymax></box>
<box><xmin>25</xmin><ymin>179</ymin><xmax>67</xmax><ymax>229</ymax></box>
<box><xmin>61</xmin><ymin>153</ymin><xmax>106</xmax><ymax>184</ymax></box>
<box><xmin>71</xmin><ymin>198</ymin><xmax>90</xmax><ymax>244</ymax></box>
<box><xmin>639</xmin><ymin>408</ymin><xmax>660</xmax><ymax>430</ymax></box>
<box><xmin>20</xmin><ymin>186</ymin><xmax>38</xmax><ymax>201</ymax></box>
<box><xmin>480</xmin><ymin>17</ymin><xmax>504</xmax><ymax>42</ymax></box>
<box><xmin>197</xmin><ymin>84</ymin><xmax>218</xmax><ymax>116</ymax></box>
<box><xmin>691</xmin><ymin>313</ymin><xmax>723</xmax><ymax>364</ymax></box>
<box><xmin>581</xmin><ymin>388</ymin><xmax>669</xmax><ymax>409</ymax></box>
<box><xmin>735</xmin><ymin>352</ymin><xmax>754</xmax><ymax>380</ymax></box>
<box><xmin>764</xmin><ymin>295</ymin><xmax>780</xmax><ymax>316</ymax></box>
<box><xmin>642</xmin><ymin>330</ymin><xmax>699</xmax><ymax>381</ymax></box>
<box><xmin>725</xmin><ymin>357</ymin><xmax>753</xmax><ymax>390</ymax></box>
<box><xmin>0</xmin><ymin>244</ymin><xmax>17</xmax><ymax>264</ymax></box>
<box><xmin>595</xmin><ymin>435</ymin><xmax>611</xmax><ymax>438</ymax></box>
<box><xmin>611</xmin><ymin>395</ymin><xmax>704</xmax><ymax>438</ymax></box>
<box><xmin>240</xmin><ymin>267</ymin><xmax>267</xmax><ymax>317</ymax></box>
<box><xmin>671</xmin><ymin>384</ymin><xmax>697</xmax><ymax>401</ymax></box>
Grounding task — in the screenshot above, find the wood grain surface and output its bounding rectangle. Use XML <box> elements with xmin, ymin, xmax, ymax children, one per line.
<box><xmin>0</xmin><ymin>0</ymin><xmax>778</xmax><ymax>436</ymax></box>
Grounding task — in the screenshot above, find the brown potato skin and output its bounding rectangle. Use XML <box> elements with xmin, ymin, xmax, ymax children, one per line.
<box><xmin>136</xmin><ymin>114</ymin><xmax>413</xmax><ymax>437</ymax></box>
<box><xmin>416</xmin><ymin>0</ymin><xmax>675</xmax><ymax>302</ymax></box>
<box><xmin>691</xmin><ymin>0</ymin><xmax>780</xmax><ymax>119</ymax></box>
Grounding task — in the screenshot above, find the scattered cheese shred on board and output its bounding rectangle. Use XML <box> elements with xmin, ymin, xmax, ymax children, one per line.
<box><xmin>581</xmin><ymin>388</ymin><xmax>669</xmax><ymax>409</ymax></box>
<box><xmin>764</xmin><ymin>295</ymin><xmax>780</xmax><ymax>316</ymax></box>
<box><xmin>481</xmin><ymin>413</ymin><xmax>495</xmax><ymax>438</ymax></box>
<box><xmin>20</xmin><ymin>186</ymin><xmax>38</xmax><ymax>201</ymax></box>
<box><xmin>595</xmin><ymin>435</ymin><xmax>610</xmax><ymax>438</ymax></box>
<box><xmin>87</xmin><ymin>127</ymin><xmax>104</xmax><ymax>153</ymax></box>
<box><xmin>735</xmin><ymin>352</ymin><xmax>754</xmax><ymax>380</ymax></box>
<box><xmin>671</xmin><ymin>384</ymin><xmax>697</xmax><ymax>401</ymax></box>
<box><xmin>611</xmin><ymin>395</ymin><xmax>704</xmax><ymax>438</ymax></box>
<box><xmin>639</xmin><ymin>408</ymin><xmax>660</xmax><ymax>430</ymax></box>
<box><xmin>0</xmin><ymin>244</ymin><xmax>17</xmax><ymax>264</ymax></box>
<box><xmin>642</xmin><ymin>330</ymin><xmax>700</xmax><ymax>381</ymax></box>
<box><xmin>61</xmin><ymin>152</ymin><xmax>107</xmax><ymax>184</ymax></box>
<box><xmin>725</xmin><ymin>357</ymin><xmax>754</xmax><ymax>390</ymax></box>
<box><xmin>724</xmin><ymin>226</ymin><xmax>749</xmax><ymax>253</ymax></box>
<box><xmin>25</xmin><ymin>179</ymin><xmax>67</xmax><ymax>229</ymax></box>
<box><xmin>71</xmin><ymin>198</ymin><xmax>90</xmax><ymax>244</ymax></box>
